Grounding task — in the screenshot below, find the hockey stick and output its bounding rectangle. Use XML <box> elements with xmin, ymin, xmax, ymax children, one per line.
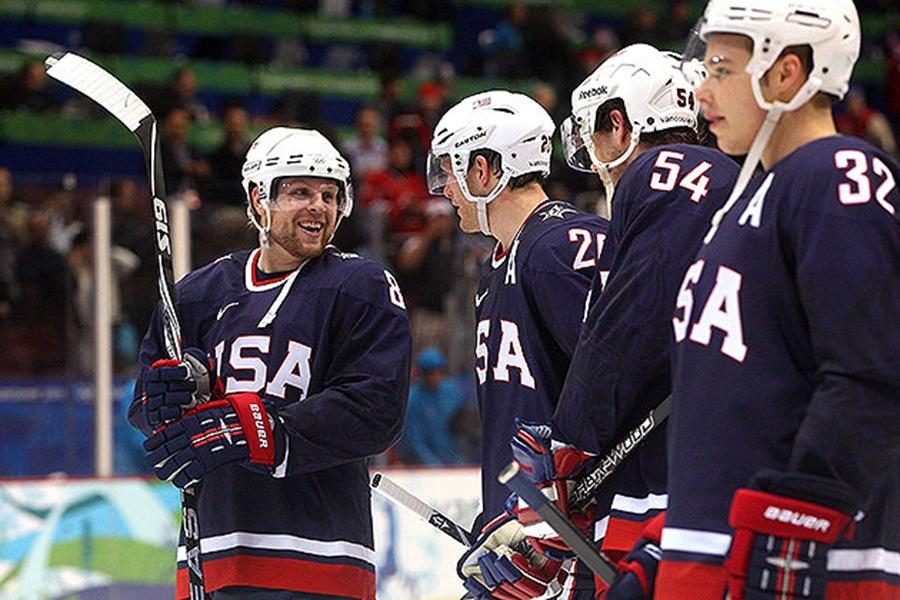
<box><xmin>499</xmin><ymin>462</ymin><xmax>618</xmax><ymax>585</ymax></box>
<box><xmin>569</xmin><ymin>395</ymin><xmax>671</xmax><ymax>510</ymax></box>
<box><xmin>44</xmin><ymin>52</ymin><xmax>207</xmax><ymax>600</ymax></box>
<box><xmin>371</xmin><ymin>472</ymin><xmax>475</xmax><ymax>546</ymax></box>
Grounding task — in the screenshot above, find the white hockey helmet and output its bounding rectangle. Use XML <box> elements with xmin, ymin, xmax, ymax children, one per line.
<box><xmin>698</xmin><ymin>0</ymin><xmax>861</xmax><ymax>111</ymax></box>
<box><xmin>561</xmin><ymin>44</ymin><xmax>698</xmax><ymax>201</ymax></box>
<box><xmin>241</xmin><ymin>127</ymin><xmax>353</xmax><ymax>245</ymax></box>
<box><xmin>426</xmin><ymin>90</ymin><xmax>555</xmax><ymax>236</ymax></box>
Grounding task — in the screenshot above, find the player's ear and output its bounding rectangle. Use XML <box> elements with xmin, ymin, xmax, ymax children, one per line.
<box><xmin>765</xmin><ymin>52</ymin><xmax>806</xmax><ymax>102</ymax></box>
<box><xmin>610</xmin><ymin>109</ymin><xmax>630</xmax><ymax>146</ymax></box>
<box><xmin>473</xmin><ymin>154</ymin><xmax>492</xmax><ymax>187</ymax></box>
<box><xmin>250</xmin><ymin>185</ymin><xmax>267</xmax><ymax>225</ymax></box>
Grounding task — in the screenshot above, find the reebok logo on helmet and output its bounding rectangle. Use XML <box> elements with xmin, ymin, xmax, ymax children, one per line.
<box><xmin>578</xmin><ymin>86</ymin><xmax>609</xmax><ymax>101</ymax></box>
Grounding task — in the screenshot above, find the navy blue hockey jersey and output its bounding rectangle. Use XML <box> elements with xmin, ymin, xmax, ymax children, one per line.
<box><xmin>554</xmin><ymin>145</ymin><xmax>739</xmax><ymax>556</ymax></box>
<box><xmin>129</xmin><ymin>246</ymin><xmax>411</xmax><ymax>599</ymax></box>
<box><xmin>475</xmin><ymin>200</ymin><xmax>609</xmax><ymax>519</ymax></box>
<box><xmin>664</xmin><ymin>136</ymin><xmax>900</xmax><ymax>597</ymax></box>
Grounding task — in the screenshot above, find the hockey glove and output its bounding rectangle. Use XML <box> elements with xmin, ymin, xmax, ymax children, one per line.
<box><xmin>724</xmin><ymin>470</ymin><xmax>859</xmax><ymax>600</ymax></box>
<box><xmin>599</xmin><ymin>513</ymin><xmax>665</xmax><ymax>600</ymax></box>
<box><xmin>458</xmin><ymin>513</ymin><xmax>565</xmax><ymax>600</ymax></box>
<box><xmin>511</xmin><ymin>419</ymin><xmax>594</xmax><ymax>484</ymax></box>
<box><xmin>144</xmin><ymin>392</ymin><xmax>285</xmax><ymax>489</ymax></box>
<box><xmin>144</xmin><ymin>347</ymin><xmax>223</xmax><ymax>428</ymax></box>
<box><xmin>509</xmin><ymin>474</ymin><xmax>597</xmax><ymax>562</ymax></box>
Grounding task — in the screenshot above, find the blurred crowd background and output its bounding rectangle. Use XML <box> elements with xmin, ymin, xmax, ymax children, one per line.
<box><xmin>0</xmin><ymin>0</ymin><xmax>897</xmax><ymax>475</ymax></box>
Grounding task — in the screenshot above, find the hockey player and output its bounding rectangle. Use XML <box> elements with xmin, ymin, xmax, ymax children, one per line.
<box><xmin>425</xmin><ymin>90</ymin><xmax>610</xmax><ymax>598</ymax></box>
<box><xmin>506</xmin><ymin>44</ymin><xmax>740</xmax><ymax>598</ymax></box>
<box><xmin>128</xmin><ymin>127</ymin><xmax>411</xmax><ymax>599</ymax></box>
<box><xmin>656</xmin><ymin>0</ymin><xmax>900</xmax><ymax>598</ymax></box>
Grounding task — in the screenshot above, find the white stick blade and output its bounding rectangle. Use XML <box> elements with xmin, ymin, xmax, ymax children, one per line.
<box><xmin>44</xmin><ymin>52</ymin><xmax>151</xmax><ymax>132</ymax></box>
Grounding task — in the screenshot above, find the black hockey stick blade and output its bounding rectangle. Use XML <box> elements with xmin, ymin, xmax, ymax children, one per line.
<box><xmin>499</xmin><ymin>462</ymin><xmax>618</xmax><ymax>585</ymax></box>
<box><xmin>371</xmin><ymin>472</ymin><xmax>475</xmax><ymax>546</ymax></box>
<box><xmin>569</xmin><ymin>395</ymin><xmax>672</xmax><ymax>510</ymax></box>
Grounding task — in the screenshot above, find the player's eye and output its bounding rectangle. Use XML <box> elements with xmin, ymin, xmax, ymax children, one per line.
<box><xmin>710</xmin><ymin>67</ymin><xmax>732</xmax><ymax>80</ymax></box>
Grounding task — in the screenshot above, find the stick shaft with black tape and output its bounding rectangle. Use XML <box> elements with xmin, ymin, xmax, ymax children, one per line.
<box><xmin>371</xmin><ymin>472</ymin><xmax>474</xmax><ymax>546</ymax></box>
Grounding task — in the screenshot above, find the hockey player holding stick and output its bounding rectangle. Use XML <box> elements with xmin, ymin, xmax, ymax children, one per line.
<box><xmin>501</xmin><ymin>44</ymin><xmax>740</xmax><ymax>598</ymax></box>
<box><xmin>655</xmin><ymin>0</ymin><xmax>900</xmax><ymax>598</ymax></box>
<box><xmin>426</xmin><ymin>90</ymin><xmax>610</xmax><ymax>599</ymax></box>
<box><xmin>129</xmin><ymin>127</ymin><xmax>411</xmax><ymax>599</ymax></box>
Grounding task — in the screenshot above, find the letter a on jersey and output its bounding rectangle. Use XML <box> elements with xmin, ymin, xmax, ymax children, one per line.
<box><xmin>493</xmin><ymin>320</ymin><xmax>536</xmax><ymax>388</ymax></box>
<box><xmin>688</xmin><ymin>265</ymin><xmax>748</xmax><ymax>362</ymax></box>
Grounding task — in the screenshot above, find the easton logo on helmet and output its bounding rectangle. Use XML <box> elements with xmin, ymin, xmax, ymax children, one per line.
<box><xmin>454</xmin><ymin>130</ymin><xmax>488</xmax><ymax>148</ymax></box>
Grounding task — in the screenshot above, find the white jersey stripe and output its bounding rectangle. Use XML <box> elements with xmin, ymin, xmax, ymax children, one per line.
<box><xmin>178</xmin><ymin>531</ymin><xmax>375</xmax><ymax>566</ymax></box>
<box><xmin>827</xmin><ymin>548</ymin><xmax>900</xmax><ymax>576</ymax></box>
<box><xmin>661</xmin><ymin>527</ymin><xmax>732</xmax><ymax>556</ymax></box>
<box><xmin>610</xmin><ymin>492</ymin><xmax>668</xmax><ymax>516</ymax></box>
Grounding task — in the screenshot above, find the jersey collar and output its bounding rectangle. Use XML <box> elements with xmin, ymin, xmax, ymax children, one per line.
<box><xmin>244</xmin><ymin>247</ymin><xmax>305</xmax><ymax>292</ymax></box>
<box><xmin>491</xmin><ymin>198</ymin><xmax>554</xmax><ymax>265</ymax></box>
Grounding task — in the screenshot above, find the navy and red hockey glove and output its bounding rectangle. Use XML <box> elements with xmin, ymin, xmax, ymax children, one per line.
<box><xmin>457</xmin><ymin>512</ymin><xmax>565</xmax><ymax>600</ymax></box>
<box><xmin>144</xmin><ymin>392</ymin><xmax>285</xmax><ymax>489</ymax></box>
<box><xmin>510</xmin><ymin>419</ymin><xmax>594</xmax><ymax>484</ymax></box>
<box><xmin>143</xmin><ymin>347</ymin><xmax>223</xmax><ymax>428</ymax></box>
<box><xmin>599</xmin><ymin>513</ymin><xmax>665</xmax><ymax>600</ymax></box>
<box><xmin>724</xmin><ymin>470</ymin><xmax>859</xmax><ymax>600</ymax></box>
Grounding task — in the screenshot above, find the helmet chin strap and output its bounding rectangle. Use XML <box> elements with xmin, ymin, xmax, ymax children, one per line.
<box><xmin>458</xmin><ymin>170</ymin><xmax>512</xmax><ymax>237</ymax></box>
<box><xmin>588</xmin><ymin>128</ymin><xmax>641</xmax><ymax>215</ymax></box>
<box><xmin>703</xmin><ymin>74</ymin><xmax>823</xmax><ymax>244</ymax></box>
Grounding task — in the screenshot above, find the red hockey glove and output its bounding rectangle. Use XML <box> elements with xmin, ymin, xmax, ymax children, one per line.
<box><xmin>724</xmin><ymin>470</ymin><xmax>859</xmax><ymax>600</ymax></box>
<box><xmin>598</xmin><ymin>513</ymin><xmax>665</xmax><ymax>600</ymax></box>
<box><xmin>510</xmin><ymin>419</ymin><xmax>594</xmax><ymax>484</ymax></box>
<box><xmin>457</xmin><ymin>513</ymin><xmax>565</xmax><ymax>600</ymax></box>
<box><xmin>144</xmin><ymin>392</ymin><xmax>285</xmax><ymax>489</ymax></box>
<box><xmin>143</xmin><ymin>347</ymin><xmax>223</xmax><ymax>427</ymax></box>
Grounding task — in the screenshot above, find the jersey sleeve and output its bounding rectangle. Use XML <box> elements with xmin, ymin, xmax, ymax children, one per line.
<box><xmin>127</xmin><ymin>269</ymin><xmax>215</xmax><ymax>437</ymax></box>
<box><xmin>520</xmin><ymin>217</ymin><xmax>607</xmax><ymax>357</ymax></box>
<box><xmin>273</xmin><ymin>262</ymin><xmax>411</xmax><ymax>475</ymax></box>
<box><xmin>785</xmin><ymin>148</ymin><xmax>900</xmax><ymax>493</ymax></box>
<box><xmin>553</xmin><ymin>151</ymin><xmax>738</xmax><ymax>452</ymax></box>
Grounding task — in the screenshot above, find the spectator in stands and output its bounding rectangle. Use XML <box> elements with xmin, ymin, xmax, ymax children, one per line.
<box><xmin>160</xmin><ymin>67</ymin><xmax>211</xmax><ymax>123</ymax></box>
<box><xmin>577</xmin><ymin>25</ymin><xmax>620</xmax><ymax>77</ymax></box>
<box><xmin>522</xmin><ymin>6</ymin><xmax>575</xmax><ymax>88</ymax></box>
<box><xmin>621</xmin><ymin>7</ymin><xmax>665</xmax><ymax>48</ymax></box>
<box><xmin>478</xmin><ymin>3</ymin><xmax>528</xmax><ymax>78</ymax></box>
<box><xmin>160</xmin><ymin>107</ymin><xmax>209</xmax><ymax>199</ymax></box>
<box><xmin>375</xmin><ymin>72</ymin><xmax>405</xmax><ymax>124</ymax></box>
<box><xmin>204</xmin><ymin>102</ymin><xmax>251</xmax><ymax>206</ymax></box>
<box><xmin>68</xmin><ymin>230</ymin><xmax>139</xmax><ymax>374</ymax></box>
<box><xmin>388</xmin><ymin>81</ymin><xmax>451</xmax><ymax>171</ymax></box>
<box><xmin>885</xmin><ymin>31</ymin><xmax>900</xmax><ymax>130</ymax></box>
<box><xmin>342</xmin><ymin>105</ymin><xmax>389</xmax><ymax>185</ymax></box>
<box><xmin>0</xmin><ymin>168</ymin><xmax>22</xmax><ymax>318</ymax></box>
<box><xmin>397</xmin><ymin>347</ymin><xmax>466</xmax><ymax>465</ymax></box>
<box><xmin>395</xmin><ymin>199</ymin><xmax>457</xmax><ymax>355</ymax></box>
<box><xmin>15</xmin><ymin>209</ymin><xmax>69</xmax><ymax>373</ymax></box>
<box><xmin>836</xmin><ymin>86</ymin><xmax>898</xmax><ymax>158</ymax></box>
<box><xmin>0</xmin><ymin>60</ymin><xmax>59</xmax><ymax>113</ymax></box>
<box><xmin>110</xmin><ymin>178</ymin><xmax>158</xmax><ymax>347</ymax></box>
<box><xmin>360</xmin><ymin>137</ymin><xmax>430</xmax><ymax>254</ymax></box>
